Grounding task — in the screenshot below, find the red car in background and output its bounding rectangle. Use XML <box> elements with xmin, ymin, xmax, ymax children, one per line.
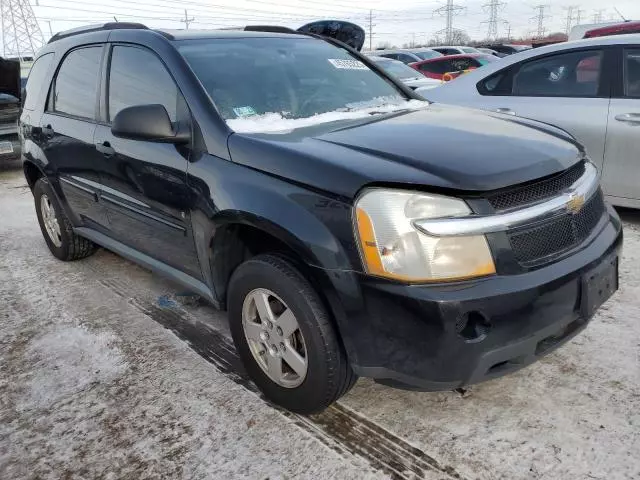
<box><xmin>410</xmin><ymin>53</ymin><xmax>497</xmax><ymax>81</ymax></box>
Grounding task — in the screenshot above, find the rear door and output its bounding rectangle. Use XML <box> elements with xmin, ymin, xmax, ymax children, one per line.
<box><xmin>93</xmin><ymin>44</ymin><xmax>201</xmax><ymax>278</ymax></box>
<box><xmin>473</xmin><ymin>47</ymin><xmax>612</xmax><ymax>169</ymax></box>
<box><xmin>39</xmin><ymin>45</ymin><xmax>110</xmax><ymax>231</ymax></box>
<box><xmin>601</xmin><ymin>47</ymin><xmax>640</xmax><ymax>203</ymax></box>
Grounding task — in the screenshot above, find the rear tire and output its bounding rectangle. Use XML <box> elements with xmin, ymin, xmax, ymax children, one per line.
<box><xmin>34</xmin><ymin>177</ymin><xmax>97</xmax><ymax>261</ymax></box>
<box><xmin>228</xmin><ymin>254</ymin><xmax>356</xmax><ymax>414</ymax></box>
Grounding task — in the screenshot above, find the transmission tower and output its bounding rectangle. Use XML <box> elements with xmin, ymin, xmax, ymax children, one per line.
<box><xmin>482</xmin><ymin>0</ymin><xmax>506</xmax><ymax>40</ymax></box>
<box><xmin>563</xmin><ymin>5</ymin><xmax>578</xmax><ymax>34</ymax></box>
<box><xmin>591</xmin><ymin>9</ymin><xmax>605</xmax><ymax>24</ymax></box>
<box><xmin>531</xmin><ymin>5</ymin><xmax>550</xmax><ymax>39</ymax></box>
<box><xmin>1</xmin><ymin>0</ymin><xmax>44</xmax><ymax>59</ymax></box>
<box><xmin>575</xmin><ymin>8</ymin><xmax>585</xmax><ymax>25</ymax></box>
<box><xmin>434</xmin><ymin>0</ymin><xmax>466</xmax><ymax>44</ymax></box>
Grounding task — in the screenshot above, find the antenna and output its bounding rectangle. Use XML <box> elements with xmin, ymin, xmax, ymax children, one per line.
<box><xmin>434</xmin><ymin>0</ymin><xmax>466</xmax><ymax>44</ymax></box>
<box><xmin>0</xmin><ymin>0</ymin><xmax>45</xmax><ymax>59</ymax></box>
<box><xmin>482</xmin><ymin>0</ymin><xmax>506</xmax><ymax>40</ymax></box>
<box><xmin>614</xmin><ymin>7</ymin><xmax>627</xmax><ymax>22</ymax></box>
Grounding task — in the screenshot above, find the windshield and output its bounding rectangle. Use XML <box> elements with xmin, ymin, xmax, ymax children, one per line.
<box><xmin>375</xmin><ymin>59</ymin><xmax>421</xmax><ymax>80</ymax></box>
<box><xmin>461</xmin><ymin>47</ymin><xmax>479</xmax><ymax>53</ymax></box>
<box><xmin>413</xmin><ymin>50</ymin><xmax>441</xmax><ymax>60</ymax></box>
<box><xmin>178</xmin><ymin>37</ymin><xmax>422</xmax><ymax>132</ymax></box>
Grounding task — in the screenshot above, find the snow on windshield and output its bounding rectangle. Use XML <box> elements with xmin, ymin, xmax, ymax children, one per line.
<box><xmin>227</xmin><ymin>99</ymin><xmax>429</xmax><ymax>134</ymax></box>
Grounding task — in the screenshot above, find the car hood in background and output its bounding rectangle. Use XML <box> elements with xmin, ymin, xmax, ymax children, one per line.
<box><xmin>403</xmin><ymin>77</ymin><xmax>443</xmax><ymax>89</ymax></box>
<box><xmin>228</xmin><ymin>104</ymin><xmax>583</xmax><ymax>199</ymax></box>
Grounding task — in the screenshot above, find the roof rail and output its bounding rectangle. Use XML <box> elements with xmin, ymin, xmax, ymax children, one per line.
<box><xmin>243</xmin><ymin>25</ymin><xmax>298</xmax><ymax>34</ymax></box>
<box><xmin>48</xmin><ymin>22</ymin><xmax>148</xmax><ymax>44</ymax></box>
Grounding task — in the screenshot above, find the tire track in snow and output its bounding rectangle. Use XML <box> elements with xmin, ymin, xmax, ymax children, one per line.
<box><xmin>93</xmin><ymin>270</ymin><xmax>465</xmax><ymax>480</ymax></box>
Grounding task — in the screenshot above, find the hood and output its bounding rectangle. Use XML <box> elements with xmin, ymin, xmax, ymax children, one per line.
<box><xmin>228</xmin><ymin>103</ymin><xmax>583</xmax><ymax>199</ymax></box>
<box><xmin>0</xmin><ymin>58</ymin><xmax>21</xmax><ymax>101</ymax></box>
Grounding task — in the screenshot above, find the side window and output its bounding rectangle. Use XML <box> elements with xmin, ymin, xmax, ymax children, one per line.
<box><xmin>512</xmin><ymin>50</ymin><xmax>603</xmax><ymax>97</ymax></box>
<box><xmin>419</xmin><ymin>61</ymin><xmax>447</xmax><ymax>74</ymax></box>
<box><xmin>397</xmin><ymin>54</ymin><xmax>413</xmax><ymax>64</ymax></box>
<box><xmin>52</xmin><ymin>47</ymin><xmax>102</xmax><ymax>119</ymax></box>
<box><xmin>23</xmin><ymin>53</ymin><xmax>53</xmax><ymax>111</ymax></box>
<box><xmin>448</xmin><ymin>58</ymin><xmax>472</xmax><ymax>71</ymax></box>
<box><xmin>108</xmin><ymin>46</ymin><xmax>178</xmax><ymax>122</ymax></box>
<box><xmin>624</xmin><ymin>49</ymin><xmax>640</xmax><ymax>98</ymax></box>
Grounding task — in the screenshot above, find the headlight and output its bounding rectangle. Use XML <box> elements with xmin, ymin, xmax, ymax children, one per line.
<box><xmin>355</xmin><ymin>189</ymin><xmax>495</xmax><ymax>282</ymax></box>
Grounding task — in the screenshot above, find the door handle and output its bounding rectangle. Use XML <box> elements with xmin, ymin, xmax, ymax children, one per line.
<box><xmin>614</xmin><ymin>113</ymin><xmax>640</xmax><ymax>125</ymax></box>
<box><xmin>495</xmin><ymin>108</ymin><xmax>516</xmax><ymax>116</ymax></box>
<box><xmin>41</xmin><ymin>124</ymin><xmax>54</xmax><ymax>137</ymax></box>
<box><xmin>96</xmin><ymin>141</ymin><xmax>115</xmax><ymax>157</ymax></box>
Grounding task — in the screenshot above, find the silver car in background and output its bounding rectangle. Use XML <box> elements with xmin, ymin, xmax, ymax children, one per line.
<box><xmin>422</xmin><ymin>35</ymin><xmax>640</xmax><ymax>209</ymax></box>
<box><xmin>368</xmin><ymin>56</ymin><xmax>442</xmax><ymax>90</ymax></box>
<box><xmin>372</xmin><ymin>48</ymin><xmax>442</xmax><ymax>64</ymax></box>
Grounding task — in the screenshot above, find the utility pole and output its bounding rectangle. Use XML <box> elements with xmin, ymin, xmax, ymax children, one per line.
<box><xmin>434</xmin><ymin>0</ymin><xmax>466</xmax><ymax>44</ymax></box>
<box><xmin>591</xmin><ymin>9</ymin><xmax>605</xmax><ymax>24</ymax></box>
<box><xmin>482</xmin><ymin>0</ymin><xmax>505</xmax><ymax>40</ymax></box>
<box><xmin>505</xmin><ymin>21</ymin><xmax>511</xmax><ymax>40</ymax></box>
<box><xmin>368</xmin><ymin>10</ymin><xmax>374</xmax><ymax>51</ymax></box>
<box><xmin>531</xmin><ymin>5</ymin><xmax>550</xmax><ymax>39</ymax></box>
<box><xmin>0</xmin><ymin>0</ymin><xmax>45</xmax><ymax>59</ymax></box>
<box><xmin>575</xmin><ymin>8</ymin><xmax>584</xmax><ymax>25</ymax></box>
<box><xmin>46</xmin><ymin>20</ymin><xmax>52</xmax><ymax>38</ymax></box>
<box><xmin>181</xmin><ymin>9</ymin><xmax>195</xmax><ymax>29</ymax></box>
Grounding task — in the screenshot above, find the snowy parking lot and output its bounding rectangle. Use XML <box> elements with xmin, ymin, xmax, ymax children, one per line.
<box><xmin>1</xmin><ymin>164</ymin><xmax>639</xmax><ymax>480</ymax></box>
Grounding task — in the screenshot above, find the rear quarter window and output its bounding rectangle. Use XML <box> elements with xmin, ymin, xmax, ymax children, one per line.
<box><xmin>23</xmin><ymin>53</ymin><xmax>53</xmax><ymax>111</ymax></box>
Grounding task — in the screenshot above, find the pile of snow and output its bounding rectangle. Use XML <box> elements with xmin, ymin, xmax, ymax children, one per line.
<box><xmin>227</xmin><ymin>99</ymin><xmax>429</xmax><ymax>134</ymax></box>
<box><xmin>19</xmin><ymin>325</ymin><xmax>128</xmax><ymax>411</ymax></box>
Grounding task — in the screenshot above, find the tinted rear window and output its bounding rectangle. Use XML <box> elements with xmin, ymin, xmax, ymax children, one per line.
<box><xmin>53</xmin><ymin>47</ymin><xmax>102</xmax><ymax>119</ymax></box>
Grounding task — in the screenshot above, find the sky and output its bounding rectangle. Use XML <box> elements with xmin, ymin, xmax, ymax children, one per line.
<box><xmin>3</xmin><ymin>0</ymin><xmax>640</xmax><ymax>54</ymax></box>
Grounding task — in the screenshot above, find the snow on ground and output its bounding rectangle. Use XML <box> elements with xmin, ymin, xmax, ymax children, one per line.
<box><xmin>0</xmin><ymin>166</ymin><xmax>639</xmax><ymax>480</ymax></box>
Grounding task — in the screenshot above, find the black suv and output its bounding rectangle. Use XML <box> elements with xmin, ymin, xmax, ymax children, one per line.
<box><xmin>20</xmin><ymin>23</ymin><xmax>622</xmax><ymax>414</ymax></box>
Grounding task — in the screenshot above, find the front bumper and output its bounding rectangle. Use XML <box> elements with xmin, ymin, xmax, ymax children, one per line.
<box><xmin>323</xmin><ymin>205</ymin><xmax>622</xmax><ymax>391</ymax></box>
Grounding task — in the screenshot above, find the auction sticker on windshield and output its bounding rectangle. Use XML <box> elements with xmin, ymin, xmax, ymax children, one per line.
<box><xmin>328</xmin><ymin>59</ymin><xmax>368</xmax><ymax>70</ymax></box>
<box><xmin>233</xmin><ymin>106</ymin><xmax>257</xmax><ymax>118</ymax></box>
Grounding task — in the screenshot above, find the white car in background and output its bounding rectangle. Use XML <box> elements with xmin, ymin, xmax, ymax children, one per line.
<box><xmin>431</xmin><ymin>46</ymin><xmax>482</xmax><ymax>55</ymax></box>
<box><xmin>368</xmin><ymin>56</ymin><xmax>442</xmax><ymax>90</ymax></box>
<box><xmin>421</xmin><ymin>34</ymin><xmax>640</xmax><ymax>209</ymax></box>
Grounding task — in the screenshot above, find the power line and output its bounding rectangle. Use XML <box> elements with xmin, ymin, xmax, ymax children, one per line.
<box><xmin>530</xmin><ymin>4</ymin><xmax>550</xmax><ymax>38</ymax></box>
<box><xmin>1</xmin><ymin>0</ymin><xmax>45</xmax><ymax>59</ymax></box>
<box><xmin>482</xmin><ymin>0</ymin><xmax>505</xmax><ymax>40</ymax></box>
<box><xmin>434</xmin><ymin>0</ymin><xmax>466</xmax><ymax>44</ymax></box>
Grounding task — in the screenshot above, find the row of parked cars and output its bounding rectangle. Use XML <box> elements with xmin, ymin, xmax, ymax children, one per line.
<box><xmin>365</xmin><ymin>44</ymin><xmax>528</xmax><ymax>88</ymax></box>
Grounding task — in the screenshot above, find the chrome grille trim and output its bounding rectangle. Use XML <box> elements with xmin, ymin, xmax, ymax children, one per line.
<box><xmin>413</xmin><ymin>162</ymin><xmax>600</xmax><ymax>237</ymax></box>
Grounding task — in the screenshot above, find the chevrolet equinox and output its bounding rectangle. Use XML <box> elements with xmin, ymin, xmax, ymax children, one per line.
<box><xmin>20</xmin><ymin>23</ymin><xmax>622</xmax><ymax>413</ymax></box>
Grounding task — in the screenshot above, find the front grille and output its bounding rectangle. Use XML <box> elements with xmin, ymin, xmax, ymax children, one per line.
<box><xmin>508</xmin><ymin>190</ymin><xmax>605</xmax><ymax>265</ymax></box>
<box><xmin>0</xmin><ymin>104</ymin><xmax>19</xmax><ymax>125</ymax></box>
<box><xmin>488</xmin><ymin>162</ymin><xmax>585</xmax><ymax>211</ymax></box>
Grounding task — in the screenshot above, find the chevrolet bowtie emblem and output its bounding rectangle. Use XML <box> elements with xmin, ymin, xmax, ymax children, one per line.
<box><xmin>566</xmin><ymin>193</ymin><xmax>585</xmax><ymax>214</ymax></box>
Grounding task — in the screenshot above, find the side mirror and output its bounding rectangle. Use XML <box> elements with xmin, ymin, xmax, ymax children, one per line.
<box><xmin>111</xmin><ymin>104</ymin><xmax>189</xmax><ymax>144</ymax></box>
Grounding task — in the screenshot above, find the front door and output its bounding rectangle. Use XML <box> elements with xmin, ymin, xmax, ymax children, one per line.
<box><xmin>93</xmin><ymin>44</ymin><xmax>201</xmax><ymax>279</ymax></box>
<box><xmin>601</xmin><ymin>48</ymin><xmax>640</xmax><ymax>203</ymax></box>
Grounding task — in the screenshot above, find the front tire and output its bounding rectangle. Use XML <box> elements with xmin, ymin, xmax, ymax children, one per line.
<box><xmin>228</xmin><ymin>254</ymin><xmax>356</xmax><ymax>414</ymax></box>
<box><xmin>33</xmin><ymin>178</ymin><xmax>97</xmax><ymax>261</ymax></box>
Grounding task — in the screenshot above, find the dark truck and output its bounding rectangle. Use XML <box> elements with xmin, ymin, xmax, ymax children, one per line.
<box><xmin>20</xmin><ymin>23</ymin><xmax>621</xmax><ymax>414</ymax></box>
<box><xmin>0</xmin><ymin>57</ymin><xmax>22</xmax><ymax>161</ymax></box>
